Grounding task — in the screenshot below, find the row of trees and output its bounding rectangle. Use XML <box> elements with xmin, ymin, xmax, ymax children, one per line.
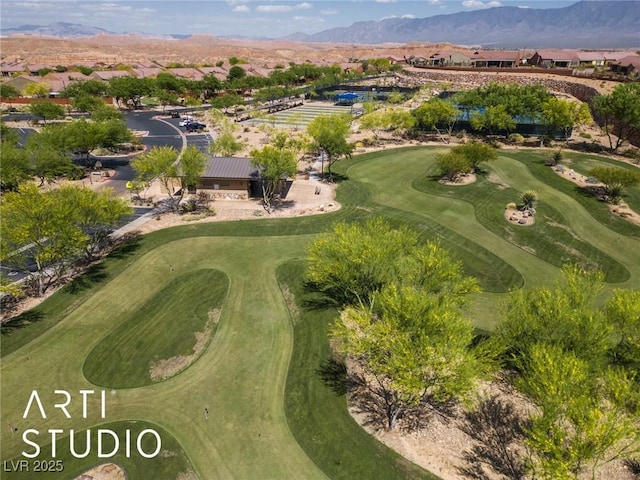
<box><xmin>305</xmin><ymin>220</ymin><xmax>639</xmax><ymax>477</ymax></box>
<box><xmin>1</xmin><ymin>109</ymin><xmax>133</xmax><ymax>192</ymax></box>
<box><xmin>0</xmin><ymin>183</ymin><xmax>131</xmax><ymax>296</ymax></box>
<box><xmin>50</xmin><ymin>62</ymin><xmax>376</xmax><ymax>112</ymax></box>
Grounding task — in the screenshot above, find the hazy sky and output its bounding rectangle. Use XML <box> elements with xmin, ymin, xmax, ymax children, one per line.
<box><xmin>1</xmin><ymin>0</ymin><xmax>577</xmax><ymax>38</ymax></box>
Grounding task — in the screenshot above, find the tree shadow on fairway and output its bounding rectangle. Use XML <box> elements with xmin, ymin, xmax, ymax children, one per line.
<box><xmin>317</xmin><ymin>357</ymin><xmax>348</xmax><ymax>396</ymax></box>
<box><xmin>456</xmin><ymin>395</ymin><xmax>528</xmax><ymax>480</ymax></box>
<box><xmin>1</xmin><ymin>310</ymin><xmax>44</xmax><ymax>336</ymax></box>
<box><xmin>323</xmin><ymin>172</ymin><xmax>349</xmax><ymax>184</ymax></box>
<box><xmin>109</xmin><ymin>233</ymin><xmax>142</xmax><ymax>260</ymax></box>
<box><xmin>300</xmin><ymin>283</ymin><xmax>340</xmax><ymax>311</ymax></box>
<box><xmin>64</xmin><ymin>263</ymin><xmax>108</xmax><ymax>294</ymax></box>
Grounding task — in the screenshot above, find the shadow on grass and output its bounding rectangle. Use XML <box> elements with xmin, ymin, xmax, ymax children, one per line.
<box><xmin>456</xmin><ymin>395</ymin><xmax>528</xmax><ymax>480</ymax></box>
<box><xmin>317</xmin><ymin>357</ymin><xmax>347</xmax><ymax>396</ymax></box>
<box><xmin>1</xmin><ymin>310</ymin><xmax>45</xmax><ymax>336</ymax></box>
<box><xmin>64</xmin><ymin>263</ymin><xmax>108</xmax><ymax>294</ymax></box>
<box><xmin>109</xmin><ymin>234</ymin><xmax>142</xmax><ymax>260</ymax></box>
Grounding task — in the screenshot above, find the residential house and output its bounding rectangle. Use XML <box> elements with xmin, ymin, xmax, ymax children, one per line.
<box><xmin>471</xmin><ymin>50</ymin><xmax>521</xmax><ymax>68</ymax></box>
<box><xmin>530</xmin><ymin>50</ymin><xmax>580</xmax><ymax>68</ymax></box>
<box><xmin>92</xmin><ymin>70</ymin><xmax>132</xmax><ymax>81</ymax></box>
<box><xmin>2</xmin><ymin>75</ymin><xmax>39</xmax><ymax>94</ymax></box>
<box><xmin>132</xmin><ymin>67</ymin><xmax>164</xmax><ymax>78</ymax></box>
<box><xmin>166</xmin><ymin>67</ymin><xmax>205</xmax><ymax>81</ymax></box>
<box><xmin>42</xmin><ymin>72</ymin><xmax>93</xmax><ymax>95</ymax></box>
<box><xmin>576</xmin><ymin>51</ymin><xmax>606</xmax><ymax>67</ymax></box>
<box><xmin>430</xmin><ymin>51</ymin><xmax>472</xmax><ymax>66</ymax></box>
<box><xmin>611</xmin><ymin>55</ymin><xmax>640</xmax><ymax>79</ymax></box>
<box><xmin>602</xmin><ymin>51</ymin><xmax>639</xmax><ymax>65</ymax></box>
<box><xmin>0</xmin><ymin>63</ymin><xmax>26</xmax><ymax>77</ymax></box>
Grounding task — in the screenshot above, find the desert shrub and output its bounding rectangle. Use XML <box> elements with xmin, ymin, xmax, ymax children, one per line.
<box><xmin>622</xmin><ymin>149</ymin><xmax>640</xmax><ymax>164</ymax></box>
<box><xmin>508</xmin><ymin>133</ymin><xmax>525</xmax><ymax>144</ymax></box>
<box><xmin>180</xmin><ymin>199</ymin><xmax>198</xmax><ymax>213</ymax></box>
<box><xmin>183</xmin><ymin>209</ymin><xmax>215</xmax><ymax>221</ymax></box>
<box><xmin>579</xmin><ymin>131</ymin><xmax>592</xmax><ymax>139</ymax></box>
<box><xmin>506</xmin><ymin>202</ymin><xmax>517</xmax><ymax>210</ymax></box>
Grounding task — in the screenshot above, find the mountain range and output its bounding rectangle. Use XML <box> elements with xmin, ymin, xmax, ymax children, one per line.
<box><xmin>1</xmin><ymin>1</ymin><xmax>639</xmax><ymax>48</ymax></box>
<box><xmin>284</xmin><ymin>1</ymin><xmax>640</xmax><ymax>48</ymax></box>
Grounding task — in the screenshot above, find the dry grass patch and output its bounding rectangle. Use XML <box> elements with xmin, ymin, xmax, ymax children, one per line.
<box><xmin>149</xmin><ymin>308</ymin><xmax>220</xmax><ymax>382</ymax></box>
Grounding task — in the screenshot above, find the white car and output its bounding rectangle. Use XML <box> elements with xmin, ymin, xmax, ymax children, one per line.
<box><xmin>178</xmin><ymin>117</ymin><xmax>193</xmax><ymax>127</ymax></box>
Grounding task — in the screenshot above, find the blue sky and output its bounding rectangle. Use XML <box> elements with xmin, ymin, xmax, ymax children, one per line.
<box><xmin>1</xmin><ymin>1</ymin><xmax>577</xmax><ymax>38</ymax></box>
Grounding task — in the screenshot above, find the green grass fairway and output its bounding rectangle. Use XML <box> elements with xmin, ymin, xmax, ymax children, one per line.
<box><xmin>84</xmin><ymin>269</ymin><xmax>229</xmax><ymax>388</ymax></box>
<box><xmin>1</xmin><ymin>146</ymin><xmax>638</xmax><ymax>479</ymax></box>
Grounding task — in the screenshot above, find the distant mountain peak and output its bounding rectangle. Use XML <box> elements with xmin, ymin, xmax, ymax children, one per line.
<box><xmin>281</xmin><ymin>0</ymin><xmax>640</xmax><ymax>49</ymax></box>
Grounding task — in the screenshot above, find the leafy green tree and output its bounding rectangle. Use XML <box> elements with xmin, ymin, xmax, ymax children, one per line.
<box><xmin>0</xmin><ymin>121</ymin><xmax>19</xmax><ymax>146</ymax></box>
<box><xmin>23</xmin><ymin>82</ymin><xmax>51</xmax><ymax>98</ymax></box>
<box><xmin>435</xmin><ymin>150</ymin><xmax>472</xmax><ymax>182</ymax></box>
<box><xmin>201</xmin><ymin>74</ymin><xmax>222</xmax><ymax>98</ymax></box>
<box><xmin>71</xmin><ymin>93</ymin><xmax>105</xmax><ymax>113</ymax></box>
<box><xmin>588</xmin><ymin>166</ymin><xmax>640</xmax><ymax>204</ymax></box>
<box><xmin>0</xmin><ymin>142</ymin><xmax>31</xmax><ymax>192</ymax></box>
<box><xmin>0</xmin><ymin>83</ymin><xmax>20</xmax><ymax>99</ymax></box>
<box><xmin>0</xmin><ymin>184</ymin><xmax>86</xmax><ymax>296</ymax></box>
<box><xmin>307</xmin><ymin>113</ymin><xmax>354</xmax><ymax>180</ymax></box>
<box><xmin>518</xmin><ymin>343</ymin><xmax>639</xmax><ymax>479</ymax></box>
<box><xmin>412</xmin><ymin>98</ymin><xmax>459</xmax><ymax>143</ymax></box>
<box><xmin>314</xmin><ymin>220</ymin><xmax>482</xmax><ymax>429</ymax></box>
<box><xmin>74</xmin><ymin>65</ymin><xmax>94</xmax><ymax>75</ymax></box>
<box><xmin>60</xmin><ymin>79</ymin><xmax>107</xmax><ymax>98</ymax></box>
<box><xmin>26</xmin><ymin>145</ymin><xmax>76</xmax><ymax>186</ymax></box>
<box><xmin>55</xmin><ymin>186</ymin><xmax>131</xmax><ymax>260</ymax></box>
<box><xmin>37</xmin><ymin>67</ymin><xmax>53</xmax><ymax>77</ymax></box>
<box><xmin>333</xmin><ymin>282</ymin><xmax>482</xmax><ymax>430</ymax></box>
<box><xmin>210</xmin><ymin>93</ymin><xmax>244</xmax><ymax>113</ymax></box>
<box><xmin>454</xmin><ymin>141</ymin><xmax>498</xmax><ymax>173</ymax></box>
<box><xmin>0</xmin><ymin>83</ymin><xmax>20</xmax><ymax>108</ymax></box>
<box><xmin>541</xmin><ymin>98</ymin><xmax>593</xmax><ymax>141</ymax></box>
<box><xmin>305</xmin><ymin>218</ymin><xmax>478</xmax><ymax>308</ymax></box>
<box><xmin>107</xmin><ymin>76</ymin><xmax>153</xmax><ymax>109</ymax></box>
<box><xmin>250</xmin><ymin>143</ymin><xmax>297</xmax><ymax>211</ymax></box>
<box><xmin>227</xmin><ymin>66</ymin><xmax>246</xmax><ymax>82</ymax></box>
<box><xmin>91</xmin><ymin>105</ymin><xmax>124</xmax><ymax>122</ymax></box>
<box><xmin>606</xmin><ymin>289</ymin><xmax>640</xmax><ymax>370</ymax></box>
<box><xmin>131</xmin><ymin>145</ymin><xmax>180</xmax><ymax>210</ymax></box>
<box><xmin>592</xmin><ymin>83</ymin><xmax>640</xmax><ymax>152</ymax></box>
<box><xmin>209</xmin><ymin>130</ymin><xmax>246</xmax><ymax>157</ymax></box>
<box><xmin>492</xmin><ymin>264</ymin><xmax>613</xmax><ymax>370</ymax></box>
<box><xmin>470</xmin><ymin>104</ymin><xmax>516</xmax><ymax>136</ymax></box>
<box><xmin>155</xmin><ymin>89</ymin><xmax>180</xmax><ymax>113</ymax></box>
<box><xmin>29</xmin><ymin>101</ymin><xmax>65</xmax><ymax>124</ymax></box>
<box><xmin>154</xmin><ymin>72</ymin><xmax>185</xmax><ymax>94</ymax></box>
<box><xmin>306</xmin><ymin>219</ymin><xmax>417</xmax><ymax>306</ymax></box>
<box><xmin>175</xmin><ymin>145</ymin><xmax>206</xmax><ymax>208</ymax></box>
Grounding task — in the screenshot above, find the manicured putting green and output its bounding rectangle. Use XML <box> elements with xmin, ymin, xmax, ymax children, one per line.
<box><xmin>83</xmin><ymin>269</ymin><xmax>228</xmax><ymax>388</ymax></box>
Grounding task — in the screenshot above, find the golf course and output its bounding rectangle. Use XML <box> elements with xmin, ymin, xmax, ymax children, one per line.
<box><xmin>1</xmin><ymin>146</ymin><xmax>638</xmax><ymax>479</ymax></box>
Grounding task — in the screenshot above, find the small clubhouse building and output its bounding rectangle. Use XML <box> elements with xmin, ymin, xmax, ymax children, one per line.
<box><xmin>197</xmin><ymin>156</ymin><xmax>261</xmax><ymax>200</ymax></box>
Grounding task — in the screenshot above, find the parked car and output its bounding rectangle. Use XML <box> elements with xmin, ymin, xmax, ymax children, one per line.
<box><xmin>186</xmin><ymin>122</ymin><xmax>206</xmax><ymax>132</ymax></box>
<box><xmin>179</xmin><ymin>118</ymin><xmax>194</xmax><ymax>127</ymax></box>
<box><xmin>170</xmin><ymin>111</ymin><xmax>180</xmax><ymax>118</ymax></box>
